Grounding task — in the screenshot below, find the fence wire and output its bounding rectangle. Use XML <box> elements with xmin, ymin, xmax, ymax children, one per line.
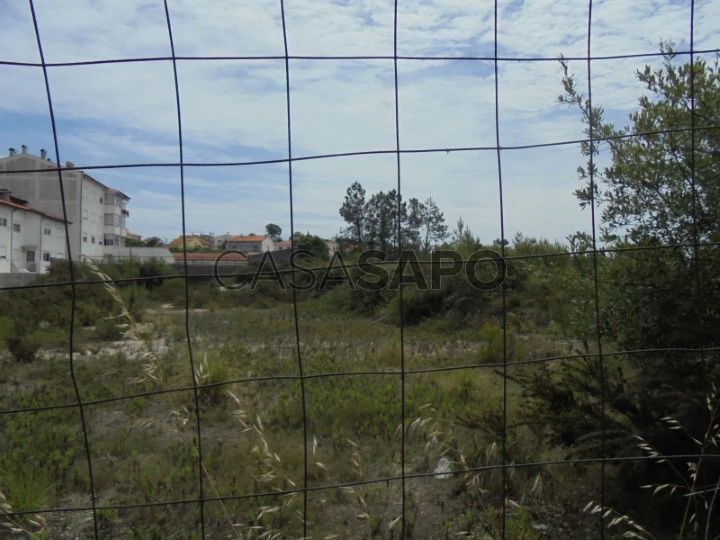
<box><xmin>0</xmin><ymin>0</ymin><xmax>717</xmax><ymax>538</ymax></box>
<box><xmin>27</xmin><ymin>1</ymin><xmax>100</xmax><ymax>537</ymax></box>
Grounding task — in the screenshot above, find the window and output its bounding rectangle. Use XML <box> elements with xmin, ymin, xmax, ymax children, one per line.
<box><xmin>43</xmin><ymin>252</ymin><xmax>50</xmax><ymax>262</ymax></box>
<box><xmin>99</xmin><ymin>197</ymin><xmax>103</xmax><ymax>203</ymax></box>
<box><xmin>83</xmin><ymin>236</ymin><xmax>87</xmax><ymax>243</ymax></box>
<box><xmin>91</xmin><ymin>236</ymin><xmax>95</xmax><ymax>244</ymax></box>
<box><xmin>0</xmin><ymin>217</ymin><xmax>6</xmax><ymax>227</ymax></box>
<box><xmin>26</xmin><ymin>250</ymin><xmax>35</xmax><ymax>263</ymax></box>
<box><xmin>83</xmin><ymin>210</ymin><xmax>88</xmax><ymax>220</ymax></box>
<box><xmin>43</xmin><ymin>228</ymin><xmax>51</xmax><ymax>236</ymax></box>
<box><xmin>105</xmin><ymin>234</ymin><xmax>121</xmax><ymax>246</ymax></box>
<box><xmin>12</xmin><ymin>223</ymin><xmax>20</xmax><ymax>232</ymax></box>
<box><xmin>91</xmin><ymin>212</ymin><xmax>96</xmax><ymax>223</ymax></box>
<box><xmin>0</xmin><ymin>246</ymin><xmax>6</xmax><ymax>259</ymax></box>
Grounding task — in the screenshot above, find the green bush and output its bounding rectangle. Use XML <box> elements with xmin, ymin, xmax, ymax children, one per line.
<box><xmin>6</xmin><ymin>330</ymin><xmax>44</xmax><ymax>363</ymax></box>
<box><xmin>0</xmin><ymin>315</ymin><xmax>12</xmax><ymax>348</ymax></box>
<box><xmin>118</xmin><ymin>284</ymin><xmax>147</xmax><ymax>321</ymax></box>
<box><xmin>94</xmin><ymin>317</ymin><xmax>124</xmax><ymax>341</ymax></box>
<box><xmin>388</xmin><ymin>286</ymin><xmax>445</xmax><ymax>326</ymax></box>
<box><xmin>477</xmin><ymin>321</ymin><xmax>504</xmax><ymax>364</ymax></box>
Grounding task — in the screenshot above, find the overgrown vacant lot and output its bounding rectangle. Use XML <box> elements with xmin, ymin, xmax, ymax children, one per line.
<box><xmin>4</xmin><ymin>46</ymin><xmax>720</xmax><ymax>539</ymax></box>
<box><xmin>2</xmin><ymin>233</ymin><xmax>720</xmax><ymax>539</ymax></box>
<box><xmin>2</xmin><ymin>38</ymin><xmax>720</xmax><ymax>540</ymax></box>
<box><xmin>0</xmin><ymin>291</ymin><xmax>603</xmax><ymax>539</ymax></box>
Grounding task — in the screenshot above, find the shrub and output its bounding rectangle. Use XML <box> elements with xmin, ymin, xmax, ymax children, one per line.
<box><xmin>477</xmin><ymin>321</ymin><xmax>504</xmax><ymax>364</ymax></box>
<box><xmin>118</xmin><ymin>284</ymin><xmax>147</xmax><ymax>321</ymax></box>
<box><xmin>0</xmin><ymin>315</ymin><xmax>12</xmax><ymax>348</ymax></box>
<box><xmin>94</xmin><ymin>317</ymin><xmax>124</xmax><ymax>342</ymax></box>
<box><xmin>6</xmin><ymin>330</ymin><xmax>44</xmax><ymax>363</ymax></box>
<box><xmin>388</xmin><ymin>286</ymin><xmax>445</xmax><ymax>326</ymax></box>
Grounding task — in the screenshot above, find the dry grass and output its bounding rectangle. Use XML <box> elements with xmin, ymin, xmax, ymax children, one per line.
<box><xmin>0</xmin><ymin>488</ymin><xmax>47</xmax><ymax>538</ymax></box>
<box><xmin>580</xmin><ymin>383</ymin><xmax>720</xmax><ymax>540</ymax></box>
<box><xmin>86</xmin><ymin>262</ymin><xmax>242</xmax><ymax>538</ymax></box>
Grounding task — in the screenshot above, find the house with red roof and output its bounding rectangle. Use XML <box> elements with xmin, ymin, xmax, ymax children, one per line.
<box><xmin>168</xmin><ymin>234</ymin><xmax>214</xmax><ymax>250</ymax></box>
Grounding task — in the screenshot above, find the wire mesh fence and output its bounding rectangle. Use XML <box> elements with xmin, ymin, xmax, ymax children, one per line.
<box><xmin>0</xmin><ymin>0</ymin><xmax>719</xmax><ymax>538</ymax></box>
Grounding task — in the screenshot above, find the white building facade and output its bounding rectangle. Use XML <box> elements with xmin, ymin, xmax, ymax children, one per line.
<box><xmin>0</xmin><ymin>192</ymin><xmax>68</xmax><ymax>273</ymax></box>
<box><xmin>225</xmin><ymin>235</ymin><xmax>277</xmax><ymax>254</ymax></box>
<box><xmin>0</xmin><ymin>146</ymin><xmax>130</xmax><ymax>262</ymax></box>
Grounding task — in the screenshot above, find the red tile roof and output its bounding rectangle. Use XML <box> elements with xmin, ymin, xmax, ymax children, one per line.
<box><xmin>169</xmin><ymin>235</ymin><xmax>212</xmax><ymax>248</ymax></box>
<box><xmin>172</xmin><ymin>252</ymin><xmax>247</xmax><ymax>262</ymax></box>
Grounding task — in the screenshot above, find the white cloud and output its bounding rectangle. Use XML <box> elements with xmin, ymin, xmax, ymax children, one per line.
<box><xmin>61</xmin><ymin>130</ymin><xmax>181</xmax><ymax>163</ymax></box>
<box><xmin>590</xmin><ymin>0</ymin><xmax>691</xmax><ymax>56</ymax></box>
<box><xmin>497</xmin><ymin>0</ymin><xmax>589</xmax><ymax>58</ymax></box>
<box><xmin>0</xmin><ymin>0</ymin><xmax>718</xmax><ymax>245</ymax></box>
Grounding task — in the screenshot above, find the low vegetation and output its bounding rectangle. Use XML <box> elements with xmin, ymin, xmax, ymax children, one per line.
<box><xmin>1</xmin><ymin>43</ymin><xmax>719</xmax><ymax>539</ymax></box>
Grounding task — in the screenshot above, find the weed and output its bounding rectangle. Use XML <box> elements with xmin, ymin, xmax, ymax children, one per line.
<box><xmin>85</xmin><ymin>262</ymin><xmax>240</xmax><ymax>538</ymax></box>
<box><xmin>581</xmin><ymin>383</ymin><xmax>720</xmax><ymax>539</ymax></box>
<box><xmin>0</xmin><ymin>488</ymin><xmax>47</xmax><ymax>539</ymax></box>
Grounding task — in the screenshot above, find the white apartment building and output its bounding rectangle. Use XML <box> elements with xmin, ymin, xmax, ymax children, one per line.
<box><xmin>0</xmin><ymin>145</ymin><xmax>130</xmax><ymax>262</ymax></box>
<box><xmin>0</xmin><ymin>190</ymin><xmax>68</xmax><ymax>273</ymax></box>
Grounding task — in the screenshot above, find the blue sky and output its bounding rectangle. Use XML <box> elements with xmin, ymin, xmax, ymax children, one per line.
<box><xmin>0</xmin><ymin>0</ymin><xmax>718</xmax><ymax>245</ymax></box>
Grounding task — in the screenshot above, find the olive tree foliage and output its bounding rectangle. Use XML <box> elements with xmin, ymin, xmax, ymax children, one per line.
<box><xmin>555</xmin><ymin>42</ymin><xmax>720</xmax><ymax>351</ymax></box>
<box><xmin>518</xmin><ymin>43</ymin><xmax>720</xmax><ymax>530</ymax></box>
<box><xmin>560</xmin><ymin>42</ymin><xmax>720</xmax><ymax>247</ymax></box>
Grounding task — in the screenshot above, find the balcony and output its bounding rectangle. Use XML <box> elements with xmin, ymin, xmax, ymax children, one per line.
<box><xmin>104</xmin><ymin>225</ymin><xmax>123</xmax><ymax>236</ymax></box>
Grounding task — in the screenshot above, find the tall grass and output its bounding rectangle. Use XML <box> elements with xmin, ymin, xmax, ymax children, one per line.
<box><xmin>582</xmin><ymin>383</ymin><xmax>720</xmax><ymax>540</ymax></box>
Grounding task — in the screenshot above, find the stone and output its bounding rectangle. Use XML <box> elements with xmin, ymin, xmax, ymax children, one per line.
<box><xmin>433</xmin><ymin>457</ymin><xmax>452</xmax><ymax>480</ymax></box>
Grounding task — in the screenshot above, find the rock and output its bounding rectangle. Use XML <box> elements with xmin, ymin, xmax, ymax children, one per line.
<box><xmin>433</xmin><ymin>457</ymin><xmax>452</xmax><ymax>479</ymax></box>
